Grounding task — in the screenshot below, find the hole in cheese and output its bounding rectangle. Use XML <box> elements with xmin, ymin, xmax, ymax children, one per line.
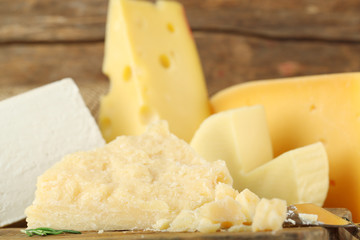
<box><xmin>159</xmin><ymin>54</ymin><xmax>171</xmax><ymax>69</ymax></box>
<box><xmin>123</xmin><ymin>66</ymin><xmax>132</xmax><ymax>81</ymax></box>
<box><xmin>140</xmin><ymin>106</ymin><xmax>157</xmax><ymax>124</ymax></box>
<box><xmin>167</xmin><ymin>23</ymin><xmax>175</xmax><ymax>33</ymax></box>
<box><xmin>100</xmin><ymin>117</ymin><xmax>112</xmax><ymax>139</ymax></box>
<box><xmin>309</xmin><ymin>104</ymin><xmax>316</xmax><ymax>111</ymax></box>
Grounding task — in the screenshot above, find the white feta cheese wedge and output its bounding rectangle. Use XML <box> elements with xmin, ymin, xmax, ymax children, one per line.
<box><xmin>0</xmin><ymin>78</ymin><xmax>105</xmax><ymax>227</ymax></box>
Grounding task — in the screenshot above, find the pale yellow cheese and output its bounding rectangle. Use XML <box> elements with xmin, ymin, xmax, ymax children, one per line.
<box><xmin>198</xmin><ymin>196</ymin><xmax>246</xmax><ymax>228</ymax></box>
<box><xmin>190</xmin><ymin>104</ymin><xmax>327</xmax><ymax>206</ymax></box>
<box><xmin>168</xmin><ymin>185</ymin><xmax>286</xmax><ymax>233</ymax></box>
<box><xmin>236</xmin><ymin>142</ymin><xmax>329</xmax><ymax>206</ymax></box>
<box><xmin>210</xmin><ymin>72</ymin><xmax>360</xmax><ymax>220</ymax></box>
<box><xmin>99</xmin><ymin>0</ymin><xmax>210</xmax><ymax>142</ymax></box>
<box><xmin>235</xmin><ymin>188</ymin><xmax>260</xmax><ymax>224</ymax></box>
<box><xmin>190</xmin><ymin>105</ymin><xmax>273</xmax><ymax>190</ymax></box>
<box><xmin>252</xmin><ymin>198</ymin><xmax>287</xmax><ymax>232</ymax></box>
<box><xmin>26</xmin><ymin>121</ymin><xmax>287</xmax><ymax>232</ymax></box>
<box><xmin>25</xmin><ymin>121</ymin><xmax>232</xmax><ymax>231</ymax></box>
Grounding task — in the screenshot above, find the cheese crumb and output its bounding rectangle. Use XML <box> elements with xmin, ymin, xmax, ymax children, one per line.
<box><xmin>252</xmin><ymin>198</ymin><xmax>287</xmax><ymax>232</ymax></box>
<box><xmin>299</xmin><ymin>213</ymin><xmax>318</xmax><ymax>225</ymax></box>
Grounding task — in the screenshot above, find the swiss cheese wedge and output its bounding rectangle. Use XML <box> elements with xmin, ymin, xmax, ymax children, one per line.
<box><xmin>99</xmin><ymin>0</ymin><xmax>210</xmax><ymax>142</ymax></box>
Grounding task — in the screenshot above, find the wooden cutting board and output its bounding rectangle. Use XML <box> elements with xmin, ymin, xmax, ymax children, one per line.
<box><xmin>0</xmin><ymin>208</ymin><xmax>355</xmax><ymax>240</ymax></box>
<box><xmin>0</xmin><ymin>227</ymin><xmax>331</xmax><ymax>240</ymax></box>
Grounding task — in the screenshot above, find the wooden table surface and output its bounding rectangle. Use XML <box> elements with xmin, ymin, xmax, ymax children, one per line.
<box><xmin>1</xmin><ymin>0</ymin><xmax>360</xmax><ymax>97</ymax></box>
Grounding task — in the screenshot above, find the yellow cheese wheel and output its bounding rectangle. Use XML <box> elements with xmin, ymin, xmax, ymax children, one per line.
<box><xmin>211</xmin><ymin>72</ymin><xmax>360</xmax><ymax>221</ymax></box>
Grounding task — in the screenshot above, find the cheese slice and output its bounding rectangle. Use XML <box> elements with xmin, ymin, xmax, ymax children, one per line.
<box><xmin>190</xmin><ymin>105</ymin><xmax>273</xmax><ymax>190</ymax></box>
<box><xmin>25</xmin><ymin>121</ymin><xmax>233</xmax><ymax>230</ymax></box>
<box><xmin>210</xmin><ymin>72</ymin><xmax>360</xmax><ymax>220</ymax></box>
<box><xmin>0</xmin><ymin>79</ymin><xmax>105</xmax><ymax>227</ymax></box>
<box><xmin>236</xmin><ymin>142</ymin><xmax>329</xmax><ymax>206</ymax></box>
<box><xmin>99</xmin><ymin>0</ymin><xmax>210</xmax><ymax>143</ymax></box>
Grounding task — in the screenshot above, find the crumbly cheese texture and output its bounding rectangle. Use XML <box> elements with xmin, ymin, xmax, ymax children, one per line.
<box><xmin>25</xmin><ymin>121</ymin><xmax>232</xmax><ymax>231</ymax></box>
<box><xmin>236</xmin><ymin>142</ymin><xmax>329</xmax><ymax>206</ymax></box>
<box><xmin>211</xmin><ymin>73</ymin><xmax>360</xmax><ymax>219</ymax></box>
<box><xmin>0</xmin><ymin>79</ymin><xmax>105</xmax><ymax>227</ymax></box>
<box><xmin>25</xmin><ymin>121</ymin><xmax>287</xmax><ymax>232</ymax></box>
<box><xmin>190</xmin><ymin>105</ymin><xmax>273</xmax><ymax>189</ymax></box>
<box><xmin>252</xmin><ymin>198</ymin><xmax>287</xmax><ymax>232</ymax></box>
<box><xmin>99</xmin><ymin>0</ymin><xmax>210</xmax><ymax>143</ymax></box>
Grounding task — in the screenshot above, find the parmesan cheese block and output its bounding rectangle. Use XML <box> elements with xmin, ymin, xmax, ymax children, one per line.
<box><xmin>190</xmin><ymin>105</ymin><xmax>273</xmax><ymax>190</ymax></box>
<box><xmin>210</xmin><ymin>73</ymin><xmax>359</xmax><ymax>220</ymax></box>
<box><xmin>99</xmin><ymin>0</ymin><xmax>210</xmax><ymax>143</ymax></box>
<box><xmin>236</xmin><ymin>142</ymin><xmax>329</xmax><ymax>206</ymax></box>
<box><xmin>25</xmin><ymin>121</ymin><xmax>232</xmax><ymax>231</ymax></box>
<box><xmin>25</xmin><ymin>121</ymin><xmax>287</xmax><ymax>233</ymax></box>
<box><xmin>0</xmin><ymin>78</ymin><xmax>105</xmax><ymax>227</ymax></box>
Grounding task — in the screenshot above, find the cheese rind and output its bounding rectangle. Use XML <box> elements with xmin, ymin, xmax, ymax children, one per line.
<box><xmin>0</xmin><ymin>79</ymin><xmax>105</xmax><ymax>227</ymax></box>
<box><xmin>236</xmin><ymin>142</ymin><xmax>329</xmax><ymax>206</ymax></box>
<box><xmin>211</xmin><ymin>73</ymin><xmax>360</xmax><ymax>220</ymax></box>
<box><xmin>100</xmin><ymin>0</ymin><xmax>210</xmax><ymax>142</ymax></box>
<box><xmin>25</xmin><ymin>121</ymin><xmax>232</xmax><ymax>230</ymax></box>
<box><xmin>190</xmin><ymin>105</ymin><xmax>273</xmax><ymax>190</ymax></box>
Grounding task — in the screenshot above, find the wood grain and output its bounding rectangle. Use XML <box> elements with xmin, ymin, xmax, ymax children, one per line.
<box><xmin>0</xmin><ymin>227</ymin><xmax>330</xmax><ymax>240</ymax></box>
<box><xmin>1</xmin><ymin>0</ymin><xmax>360</xmax><ymax>92</ymax></box>
<box><xmin>0</xmin><ymin>209</ymin><xmax>354</xmax><ymax>240</ymax></box>
<box><xmin>1</xmin><ymin>33</ymin><xmax>360</xmax><ymax>97</ymax></box>
<box><xmin>1</xmin><ymin>0</ymin><xmax>360</xmax><ymax>43</ymax></box>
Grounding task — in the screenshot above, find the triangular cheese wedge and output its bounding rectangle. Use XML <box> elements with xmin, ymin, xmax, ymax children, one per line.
<box><xmin>25</xmin><ymin>121</ymin><xmax>232</xmax><ymax>231</ymax></box>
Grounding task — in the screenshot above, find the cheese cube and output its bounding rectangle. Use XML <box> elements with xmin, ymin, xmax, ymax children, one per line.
<box><xmin>0</xmin><ymin>79</ymin><xmax>105</xmax><ymax>227</ymax></box>
<box><xmin>210</xmin><ymin>73</ymin><xmax>360</xmax><ymax>220</ymax></box>
<box><xmin>99</xmin><ymin>0</ymin><xmax>210</xmax><ymax>142</ymax></box>
<box><xmin>252</xmin><ymin>198</ymin><xmax>287</xmax><ymax>232</ymax></box>
<box><xmin>198</xmin><ymin>196</ymin><xmax>246</xmax><ymax>228</ymax></box>
<box><xmin>168</xmin><ymin>210</ymin><xmax>198</xmax><ymax>232</ymax></box>
<box><xmin>236</xmin><ymin>142</ymin><xmax>329</xmax><ymax>206</ymax></box>
<box><xmin>25</xmin><ymin>121</ymin><xmax>233</xmax><ymax>231</ymax></box>
<box><xmin>190</xmin><ymin>106</ymin><xmax>273</xmax><ymax>190</ymax></box>
<box><xmin>236</xmin><ymin>188</ymin><xmax>260</xmax><ymax>224</ymax></box>
<box><xmin>196</xmin><ymin>218</ymin><xmax>221</xmax><ymax>233</ymax></box>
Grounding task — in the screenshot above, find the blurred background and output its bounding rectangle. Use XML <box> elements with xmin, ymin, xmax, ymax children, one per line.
<box><xmin>1</xmin><ymin>0</ymin><xmax>360</xmax><ymax>113</ymax></box>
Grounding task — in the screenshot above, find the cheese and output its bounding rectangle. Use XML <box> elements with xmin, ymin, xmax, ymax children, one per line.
<box><xmin>235</xmin><ymin>188</ymin><xmax>260</xmax><ymax>224</ymax></box>
<box><xmin>25</xmin><ymin>121</ymin><xmax>232</xmax><ymax>231</ymax></box>
<box><xmin>190</xmin><ymin>105</ymin><xmax>327</xmax><ymax>206</ymax></box>
<box><xmin>0</xmin><ymin>79</ymin><xmax>105</xmax><ymax>227</ymax></box>
<box><xmin>252</xmin><ymin>198</ymin><xmax>287</xmax><ymax>232</ymax></box>
<box><xmin>236</xmin><ymin>142</ymin><xmax>329</xmax><ymax>206</ymax></box>
<box><xmin>210</xmin><ymin>73</ymin><xmax>360</xmax><ymax>220</ymax></box>
<box><xmin>99</xmin><ymin>0</ymin><xmax>210</xmax><ymax>142</ymax></box>
<box><xmin>26</xmin><ymin>121</ymin><xmax>287</xmax><ymax>233</ymax></box>
<box><xmin>168</xmin><ymin>184</ymin><xmax>286</xmax><ymax>233</ymax></box>
<box><xmin>190</xmin><ymin>105</ymin><xmax>273</xmax><ymax>190</ymax></box>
